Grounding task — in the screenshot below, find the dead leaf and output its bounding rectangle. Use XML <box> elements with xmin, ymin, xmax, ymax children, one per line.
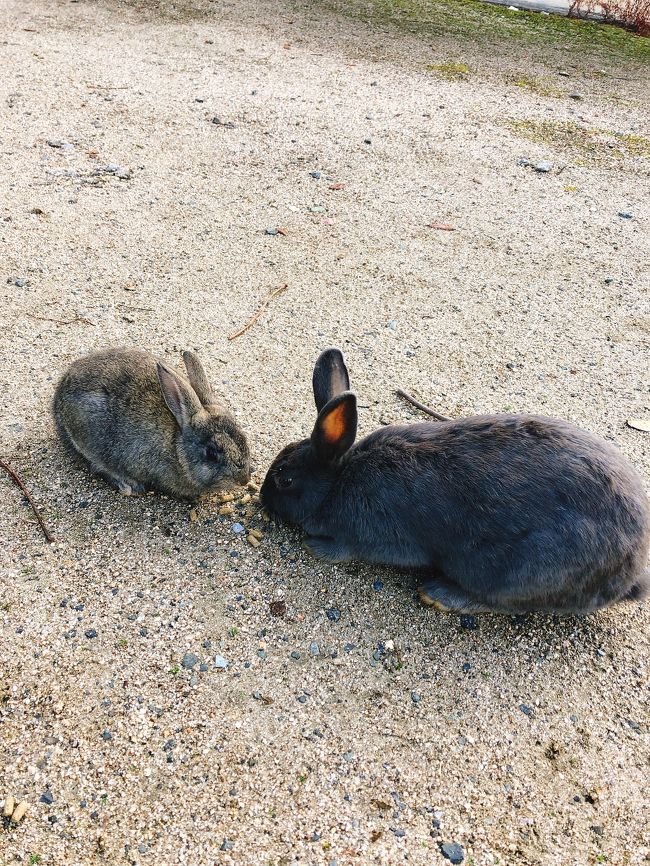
<box><xmin>371</xmin><ymin>799</ymin><xmax>392</xmax><ymax>811</ymax></box>
<box><xmin>261</xmin><ymin>695</ymin><xmax>274</xmax><ymax>705</ymax></box>
<box><xmin>370</xmin><ymin>830</ymin><xmax>383</xmax><ymax>842</ymax></box>
<box><xmin>329</xmin><ymin>182</ymin><xmax>345</xmax><ymax>190</ymax></box>
<box><xmin>428</xmin><ymin>221</ymin><xmax>456</xmax><ymax>231</ymax></box>
<box><xmin>627</xmin><ymin>417</ymin><xmax>650</xmax><ymax>433</ymax></box>
<box><xmin>269</xmin><ymin>600</ymin><xmax>287</xmax><ymax>618</ymax></box>
<box><xmin>283</xmin><ymin>42</ymin><xmax>291</xmax><ymax>49</ymax></box>
<box><xmin>276</xmin><ymin>227</ymin><xmax>288</xmax><ymax>236</ymax></box>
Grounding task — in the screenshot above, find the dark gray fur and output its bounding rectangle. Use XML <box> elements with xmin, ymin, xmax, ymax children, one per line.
<box><xmin>53</xmin><ymin>348</ymin><xmax>250</xmax><ymax>499</ymax></box>
<box><xmin>261</xmin><ymin>348</ymin><xmax>650</xmax><ymax>614</ymax></box>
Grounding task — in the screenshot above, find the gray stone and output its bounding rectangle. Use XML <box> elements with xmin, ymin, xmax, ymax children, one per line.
<box><xmin>440</xmin><ymin>842</ymin><xmax>465</xmax><ymax>863</ymax></box>
<box><xmin>181</xmin><ymin>652</ymin><xmax>199</xmax><ymax>670</ymax></box>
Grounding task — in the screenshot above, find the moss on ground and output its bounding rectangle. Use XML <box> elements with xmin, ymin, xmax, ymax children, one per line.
<box><xmin>502</xmin><ymin>118</ymin><xmax>650</xmax><ymax>165</ymax></box>
<box><xmin>427</xmin><ymin>61</ymin><xmax>472</xmax><ymax>78</ymax></box>
<box><xmin>508</xmin><ymin>73</ymin><xmax>565</xmax><ymax>97</ymax></box>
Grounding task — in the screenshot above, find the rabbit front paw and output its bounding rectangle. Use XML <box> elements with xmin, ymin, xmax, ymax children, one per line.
<box><xmin>304</xmin><ymin>535</ymin><xmax>351</xmax><ymax>563</ymax></box>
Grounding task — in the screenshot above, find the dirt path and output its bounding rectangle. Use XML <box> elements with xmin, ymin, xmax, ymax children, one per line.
<box><xmin>1</xmin><ymin>1</ymin><xmax>649</xmax><ymax>864</ymax></box>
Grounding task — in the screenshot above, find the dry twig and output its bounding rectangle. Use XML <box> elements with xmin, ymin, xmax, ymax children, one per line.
<box><xmin>228</xmin><ymin>284</ymin><xmax>288</xmax><ymax>341</ymax></box>
<box><xmin>396</xmin><ymin>389</ymin><xmax>451</xmax><ymax>422</ymax></box>
<box><xmin>26</xmin><ymin>313</ymin><xmax>95</xmax><ymax>326</ymax></box>
<box><xmin>0</xmin><ymin>459</ymin><xmax>54</xmax><ymax>542</ymax></box>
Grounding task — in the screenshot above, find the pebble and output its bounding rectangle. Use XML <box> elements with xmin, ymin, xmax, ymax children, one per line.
<box><xmin>390</xmin><ymin>827</ymin><xmax>406</xmax><ymax>837</ymax></box>
<box><xmin>232</xmin><ymin>523</ymin><xmax>245</xmax><ymax>533</ymax></box>
<box><xmin>101</xmin><ymin>730</ymin><xmax>112</xmax><ymax>741</ymax></box>
<box><xmin>569</xmin><ymin>92</ymin><xmax>583</xmax><ymax>100</ymax></box>
<box><xmin>291</xmin><ymin>651</ymin><xmax>301</xmax><ymax>660</ymax></box>
<box><xmin>40</xmin><ymin>791</ymin><xmax>54</xmax><ymax>805</ymax></box>
<box><xmin>386</xmin><ymin>319</ymin><xmax>398</xmax><ymax>330</ymax></box>
<box><xmin>411</xmin><ymin>692</ymin><xmax>421</xmax><ymax>703</ymax></box>
<box><xmin>326</xmin><ymin>608</ymin><xmax>341</xmax><ymax>622</ymax></box>
<box><xmin>195</xmin><ymin>97</ymin><xmax>204</xmax><ymax>102</ymax></box>
<box><xmin>309</xmin><ymin>170</ymin><xmax>322</xmax><ymax>179</ymax></box>
<box><xmin>220</xmin><ymin>839</ymin><xmax>234</xmax><ymax>851</ymax></box>
<box><xmin>618</xmin><ymin>211</ymin><xmax>633</xmax><ymax>219</ymax></box>
<box><xmin>309</xmin><ymin>642</ymin><xmax>320</xmax><ymax>656</ymax></box>
<box><xmin>84</xmin><ymin>629</ymin><xmax>98</xmax><ymax>639</ymax></box>
<box><xmin>13</xmin><ymin>278</ymin><xmax>28</xmax><ymax>287</ymax></box>
<box><xmin>519</xmin><ymin>703</ymin><xmax>534</xmax><ymax>716</ymax></box>
<box><xmin>533</xmin><ymin>161</ymin><xmax>553</xmax><ymax>173</ymax></box>
<box><xmin>462</xmin><ymin>663</ymin><xmax>471</xmax><ymax>673</ymax></box>
<box><xmin>440</xmin><ymin>842</ymin><xmax>465</xmax><ymax>863</ymax></box>
<box><xmin>459</xmin><ymin>615</ymin><xmax>477</xmax><ymax>630</ymax></box>
<box><xmin>264</xmin><ymin>228</ymin><xmax>279</xmax><ymax>236</ymax></box>
<box><xmin>138</xmin><ymin>843</ymin><xmax>148</xmax><ymax>854</ymax></box>
<box><xmin>181</xmin><ymin>652</ymin><xmax>199</xmax><ymax>670</ymax></box>
<box><xmin>297</xmin><ymin>694</ymin><xmax>307</xmax><ymax>703</ymax></box>
<box><xmin>372</xmin><ymin>580</ymin><xmax>384</xmax><ymax>592</ymax></box>
<box><xmin>364</xmin><ymin>138</ymin><xmax>372</xmax><ymax>144</ymax></box>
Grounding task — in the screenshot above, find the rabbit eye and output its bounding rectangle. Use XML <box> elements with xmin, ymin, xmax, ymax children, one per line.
<box><xmin>205</xmin><ymin>444</ymin><xmax>222</xmax><ymax>462</ymax></box>
<box><xmin>277</xmin><ymin>474</ymin><xmax>293</xmax><ymax>490</ymax></box>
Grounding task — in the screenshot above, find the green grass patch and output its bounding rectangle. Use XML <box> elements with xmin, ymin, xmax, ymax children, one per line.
<box><xmin>319</xmin><ymin>0</ymin><xmax>650</xmax><ymax>64</ymax></box>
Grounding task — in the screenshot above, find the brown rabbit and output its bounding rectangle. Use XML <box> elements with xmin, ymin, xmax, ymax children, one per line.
<box><xmin>53</xmin><ymin>348</ymin><xmax>250</xmax><ymax>499</ymax></box>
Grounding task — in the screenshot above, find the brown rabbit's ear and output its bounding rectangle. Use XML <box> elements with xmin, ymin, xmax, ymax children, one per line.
<box><xmin>311</xmin><ymin>392</ymin><xmax>357</xmax><ymax>464</ymax></box>
<box><xmin>182</xmin><ymin>351</ymin><xmax>215</xmax><ymax>407</ymax></box>
<box><xmin>157</xmin><ymin>362</ymin><xmax>201</xmax><ymax>429</ymax></box>
<box><xmin>312</xmin><ymin>348</ymin><xmax>350</xmax><ymax>413</ymax></box>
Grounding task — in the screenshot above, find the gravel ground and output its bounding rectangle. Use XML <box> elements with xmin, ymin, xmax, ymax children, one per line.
<box><xmin>1</xmin><ymin>0</ymin><xmax>649</xmax><ymax>864</ymax></box>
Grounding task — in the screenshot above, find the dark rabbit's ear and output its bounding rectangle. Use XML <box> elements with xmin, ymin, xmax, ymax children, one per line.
<box><xmin>157</xmin><ymin>363</ymin><xmax>201</xmax><ymax>428</ymax></box>
<box><xmin>182</xmin><ymin>351</ymin><xmax>215</xmax><ymax>407</ymax></box>
<box><xmin>312</xmin><ymin>348</ymin><xmax>350</xmax><ymax>413</ymax></box>
<box><xmin>311</xmin><ymin>392</ymin><xmax>357</xmax><ymax>463</ymax></box>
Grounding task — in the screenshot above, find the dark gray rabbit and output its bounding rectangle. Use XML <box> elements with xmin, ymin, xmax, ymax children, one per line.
<box><xmin>261</xmin><ymin>348</ymin><xmax>650</xmax><ymax>614</ymax></box>
<box><xmin>53</xmin><ymin>348</ymin><xmax>250</xmax><ymax>499</ymax></box>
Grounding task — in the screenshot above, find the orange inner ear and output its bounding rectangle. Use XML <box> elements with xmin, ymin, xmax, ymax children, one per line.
<box><xmin>321</xmin><ymin>403</ymin><xmax>347</xmax><ymax>443</ymax></box>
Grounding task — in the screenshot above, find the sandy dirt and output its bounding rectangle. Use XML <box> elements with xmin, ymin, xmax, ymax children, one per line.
<box><xmin>1</xmin><ymin>0</ymin><xmax>649</xmax><ymax>864</ymax></box>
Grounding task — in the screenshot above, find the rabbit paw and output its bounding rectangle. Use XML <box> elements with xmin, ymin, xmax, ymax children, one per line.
<box><xmin>304</xmin><ymin>535</ymin><xmax>351</xmax><ymax>563</ymax></box>
<box><xmin>113</xmin><ymin>477</ymin><xmax>146</xmax><ymax>496</ymax></box>
<box><xmin>418</xmin><ymin>589</ymin><xmax>451</xmax><ymax>612</ymax></box>
<box><xmin>418</xmin><ymin>578</ymin><xmax>492</xmax><ymax>614</ymax></box>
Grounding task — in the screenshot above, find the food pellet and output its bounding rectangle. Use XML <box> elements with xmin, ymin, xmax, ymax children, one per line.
<box><xmin>3</xmin><ymin>795</ymin><xmax>15</xmax><ymax>817</ymax></box>
<box><xmin>11</xmin><ymin>801</ymin><xmax>28</xmax><ymax>823</ymax></box>
<box><xmin>247</xmin><ymin>534</ymin><xmax>261</xmax><ymax>548</ymax></box>
<box><xmin>248</xmin><ymin>528</ymin><xmax>264</xmax><ymax>540</ymax></box>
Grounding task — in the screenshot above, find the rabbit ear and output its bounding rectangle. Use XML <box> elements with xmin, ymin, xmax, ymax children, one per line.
<box><xmin>157</xmin><ymin>362</ymin><xmax>201</xmax><ymax>429</ymax></box>
<box><xmin>182</xmin><ymin>351</ymin><xmax>215</xmax><ymax>407</ymax></box>
<box><xmin>312</xmin><ymin>348</ymin><xmax>350</xmax><ymax>413</ymax></box>
<box><xmin>311</xmin><ymin>392</ymin><xmax>357</xmax><ymax>463</ymax></box>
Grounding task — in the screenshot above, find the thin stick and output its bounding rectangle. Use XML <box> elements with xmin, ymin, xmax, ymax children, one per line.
<box><xmin>395</xmin><ymin>389</ymin><xmax>451</xmax><ymax>422</ymax></box>
<box><xmin>228</xmin><ymin>284</ymin><xmax>288</xmax><ymax>341</ymax></box>
<box><xmin>26</xmin><ymin>313</ymin><xmax>95</xmax><ymax>326</ymax></box>
<box><xmin>0</xmin><ymin>459</ymin><xmax>54</xmax><ymax>542</ymax></box>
